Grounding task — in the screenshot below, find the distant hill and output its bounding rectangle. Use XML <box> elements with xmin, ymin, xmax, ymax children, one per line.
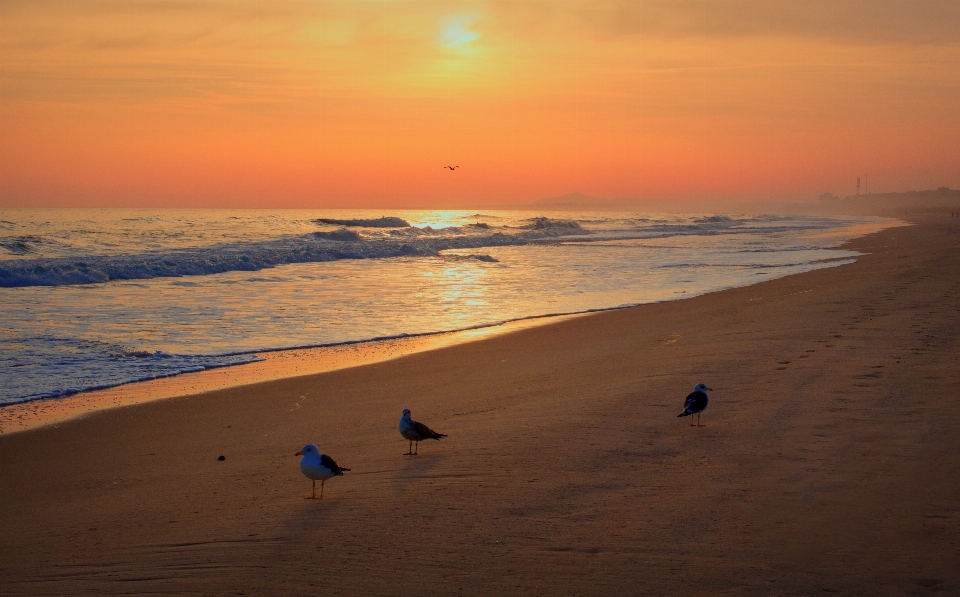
<box><xmin>523</xmin><ymin>188</ymin><xmax>960</xmax><ymax>216</ymax></box>
<box><xmin>820</xmin><ymin>187</ymin><xmax>960</xmax><ymax>216</ymax></box>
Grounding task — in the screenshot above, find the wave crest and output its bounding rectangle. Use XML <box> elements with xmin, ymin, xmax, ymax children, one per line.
<box><xmin>313</xmin><ymin>217</ymin><xmax>410</xmax><ymax>228</ymax></box>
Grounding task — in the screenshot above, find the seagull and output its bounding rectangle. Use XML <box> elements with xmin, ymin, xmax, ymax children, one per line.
<box><xmin>295</xmin><ymin>444</ymin><xmax>350</xmax><ymax>499</ymax></box>
<box><xmin>444</xmin><ymin>165</ymin><xmax>459</xmax><ymax>170</ymax></box>
<box><xmin>399</xmin><ymin>408</ymin><xmax>447</xmax><ymax>455</ymax></box>
<box><xmin>677</xmin><ymin>383</ymin><xmax>713</xmax><ymax>427</ymax></box>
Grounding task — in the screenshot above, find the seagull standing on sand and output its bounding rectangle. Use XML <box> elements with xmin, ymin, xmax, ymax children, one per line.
<box><xmin>399</xmin><ymin>408</ymin><xmax>447</xmax><ymax>455</ymax></box>
<box><xmin>295</xmin><ymin>444</ymin><xmax>349</xmax><ymax>499</ymax></box>
<box><xmin>677</xmin><ymin>383</ymin><xmax>713</xmax><ymax>427</ymax></box>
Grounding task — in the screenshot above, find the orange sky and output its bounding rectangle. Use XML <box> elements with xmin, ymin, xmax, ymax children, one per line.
<box><xmin>2</xmin><ymin>0</ymin><xmax>959</xmax><ymax>208</ymax></box>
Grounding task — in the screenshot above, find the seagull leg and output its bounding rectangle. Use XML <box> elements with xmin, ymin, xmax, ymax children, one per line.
<box><xmin>404</xmin><ymin>440</ymin><xmax>414</xmax><ymax>455</ymax></box>
<box><xmin>320</xmin><ymin>479</ymin><xmax>325</xmax><ymax>499</ymax></box>
<box><xmin>414</xmin><ymin>441</ymin><xmax>419</xmax><ymax>455</ymax></box>
<box><xmin>306</xmin><ymin>480</ymin><xmax>317</xmax><ymax>499</ymax></box>
<box><xmin>697</xmin><ymin>413</ymin><xmax>705</xmax><ymax>427</ymax></box>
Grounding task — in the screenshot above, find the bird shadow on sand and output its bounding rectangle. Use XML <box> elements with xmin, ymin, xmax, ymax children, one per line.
<box><xmin>389</xmin><ymin>453</ymin><xmax>449</xmax><ymax>492</ymax></box>
<box><xmin>253</xmin><ymin>498</ymin><xmax>348</xmax><ymax>584</ymax></box>
<box><xmin>279</xmin><ymin>492</ymin><xmax>347</xmax><ymax>542</ymax></box>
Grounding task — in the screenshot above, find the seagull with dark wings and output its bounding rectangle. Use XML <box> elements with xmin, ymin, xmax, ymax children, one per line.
<box><xmin>399</xmin><ymin>408</ymin><xmax>447</xmax><ymax>455</ymax></box>
<box><xmin>444</xmin><ymin>165</ymin><xmax>459</xmax><ymax>170</ymax></box>
<box><xmin>296</xmin><ymin>443</ymin><xmax>349</xmax><ymax>499</ymax></box>
<box><xmin>677</xmin><ymin>383</ymin><xmax>713</xmax><ymax>427</ymax></box>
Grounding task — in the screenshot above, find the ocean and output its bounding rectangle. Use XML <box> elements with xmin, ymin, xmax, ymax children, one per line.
<box><xmin>0</xmin><ymin>208</ymin><xmax>891</xmax><ymax>406</ymax></box>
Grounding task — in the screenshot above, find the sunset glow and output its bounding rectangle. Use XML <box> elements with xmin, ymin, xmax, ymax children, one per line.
<box><xmin>2</xmin><ymin>1</ymin><xmax>959</xmax><ymax>208</ymax></box>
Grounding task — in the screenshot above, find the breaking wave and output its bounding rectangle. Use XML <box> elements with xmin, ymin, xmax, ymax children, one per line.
<box><xmin>313</xmin><ymin>216</ymin><xmax>411</xmax><ymax>228</ymax></box>
<box><xmin>0</xmin><ymin>223</ymin><xmax>589</xmax><ymax>288</ymax></box>
<box><xmin>0</xmin><ymin>212</ymin><xmax>862</xmax><ymax>288</ymax></box>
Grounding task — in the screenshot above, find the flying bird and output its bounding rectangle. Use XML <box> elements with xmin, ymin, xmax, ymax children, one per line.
<box><xmin>399</xmin><ymin>408</ymin><xmax>447</xmax><ymax>455</ymax></box>
<box><xmin>444</xmin><ymin>165</ymin><xmax>459</xmax><ymax>170</ymax></box>
<box><xmin>677</xmin><ymin>383</ymin><xmax>712</xmax><ymax>427</ymax></box>
<box><xmin>295</xmin><ymin>443</ymin><xmax>349</xmax><ymax>499</ymax></box>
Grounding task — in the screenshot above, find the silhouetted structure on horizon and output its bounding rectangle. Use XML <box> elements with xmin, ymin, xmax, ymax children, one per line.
<box><xmin>819</xmin><ymin>187</ymin><xmax>960</xmax><ymax>216</ymax></box>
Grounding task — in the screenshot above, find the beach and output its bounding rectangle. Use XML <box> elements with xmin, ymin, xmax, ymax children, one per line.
<box><xmin>1</xmin><ymin>215</ymin><xmax>958</xmax><ymax>595</ymax></box>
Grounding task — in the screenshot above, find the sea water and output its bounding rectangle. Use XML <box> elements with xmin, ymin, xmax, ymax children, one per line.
<box><xmin>0</xmin><ymin>208</ymin><xmax>888</xmax><ymax>405</ymax></box>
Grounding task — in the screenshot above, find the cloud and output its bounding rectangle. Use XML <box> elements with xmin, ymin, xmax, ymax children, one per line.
<box><xmin>475</xmin><ymin>0</ymin><xmax>960</xmax><ymax>45</ymax></box>
<box><xmin>439</xmin><ymin>15</ymin><xmax>480</xmax><ymax>48</ymax></box>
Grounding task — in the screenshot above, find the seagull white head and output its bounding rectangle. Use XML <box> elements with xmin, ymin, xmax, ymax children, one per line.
<box><xmin>694</xmin><ymin>383</ymin><xmax>713</xmax><ymax>393</ymax></box>
<box><xmin>402</xmin><ymin>408</ymin><xmax>411</xmax><ymax>417</ymax></box>
<box><xmin>295</xmin><ymin>443</ymin><xmax>319</xmax><ymax>457</ymax></box>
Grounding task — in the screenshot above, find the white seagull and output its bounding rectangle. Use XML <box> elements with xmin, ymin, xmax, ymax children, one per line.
<box><xmin>295</xmin><ymin>444</ymin><xmax>350</xmax><ymax>499</ymax></box>
<box><xmin>399</xmin><ymin>408</ymin><xmax>447</xmax><ymax>455</ymax></box>
<box><xmin>677</xmin><ymin>383</ymin><xmax>713</xmax><ymax>427</ymax></box>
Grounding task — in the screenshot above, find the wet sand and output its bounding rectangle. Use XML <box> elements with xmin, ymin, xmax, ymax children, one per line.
<box><xmin>0</xmin><ymin>315</ymin><xmax>577</xmax><ymax>435</ymax></box>
<box><xmin>2</xmin><ymin>216</ymin><xmax>959</xmax><ymax>596</ymax></box>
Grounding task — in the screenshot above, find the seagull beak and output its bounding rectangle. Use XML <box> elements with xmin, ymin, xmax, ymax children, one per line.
<box><xmin>708</xmin><ymin>388</ymin><xmax>714</xmax><ymax>392</ymax></box>
<box><xmin>295</xmin><ymin>451</ymin><xmax>303</xmax><ymax>456</ymax></box>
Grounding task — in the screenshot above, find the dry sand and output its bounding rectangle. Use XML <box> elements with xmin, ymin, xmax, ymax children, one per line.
<box><xmin>2</xmin><ymin>216</ymin><xmax>959</xmax><ymax>596</ymax></box>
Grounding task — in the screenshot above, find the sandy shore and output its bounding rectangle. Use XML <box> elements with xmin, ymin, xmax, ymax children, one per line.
<box><xmin>2</xmin><ymin>216</ymin><xmax>959</xmax><ymax>596</ymax></box>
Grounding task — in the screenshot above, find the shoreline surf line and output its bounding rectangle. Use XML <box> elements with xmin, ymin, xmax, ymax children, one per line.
<box><xmin>0</xmin><ymin>252</ymin><xmax>873</xmax><ymax>408</ymax></box>
<box><xmin>0</xmin><ymin>313</ymin><xmax>584</xmax><ymax>435</ymax></box>
<box><xmin>0</xmin><ymin>254</ymin><xmax>861</xmax><ymax>428</ymax></box>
